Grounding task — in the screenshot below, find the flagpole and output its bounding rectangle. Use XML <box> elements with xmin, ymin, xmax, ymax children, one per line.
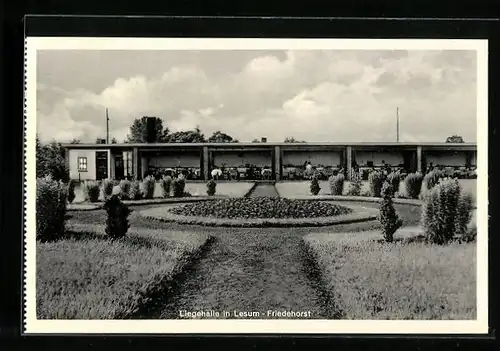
<box><xmin>106</xmin><ymin>108</ymin><xmax>110</xmax><ymax>143</ymax></box>
<box><xmin>396</xmin><ymin>106</ymin><xmax>400</xmax><ymax>142</ymax></box>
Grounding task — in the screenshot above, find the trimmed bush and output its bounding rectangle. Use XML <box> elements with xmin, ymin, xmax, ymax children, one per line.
<box><xmin>141</xmin><ymin>176</ymin><xmax>156</xmax><ymax>199</ymax></box>
<box><xmin>346</xmin><ymin>170</ymin><xmax>362</xmax><ymax>196</ymax></box>
<box><xmin>386</xmin><ymin>172</ymin><xmax>401</xmax><ymax>194</ymax></box>
<box><xmin>378</xmin><ymin>183</ymin><xmax>403</xmax><ymax>242</ymax></box>
<box><xmin>119</xmin><ymin>180</ymin><xmax>131</xmax><ymax>200</ymax></box>
<box><xmin>161</xmin><ymin>176</ymin><xmax>172</xmax><ymax>198</ymax></box>
<box><xmin>328</xmin><ymin>174</ymin><xmax>345</xmax><ymax>195</ymax></box>
<box><xmin>172</xmin><ymin>178</ymin><xmax>186</xmax><ymax>198</ymax></box>
<box><xmin>404</xmin><ymin>172</ymin><xmax>424</xmax><ymax>199</ymax></box>
<box><xmin>421</xmin><ymin>169</ymin><xmax>446</xmax><ymax>199</ymax></box>
<box><xmin>82</xmin><ymin>180</ymin><xmax>100</xmax><ymax>202</ymax></box>
<box><xmin>129</xmin><ymin>180</ymin><xmax>143</xmax><ymax>200</ymax></box>
<box><xmin>368</xmin><ymin>171</ymin><xmax>385</xmax><ymax>197</ymax></box>
<box><xmin>101</xmin><ymin>179</ymin><xmax>114</xmax><ymax>200</ymax></box>
<box><xmin>455</xmin><ymin>192</ymin><xmax>474</xmax><ymax>236</ymax></box>
<box><xmin>67</xmin><ymin>180</ymin><xmax>76</xmax><ymax>204</ymax></box>
<box><xmin>421</xmin><ymin>178</ymin><xmax>462</xmax><ymax>245</ymax></box>
<box><xmin>36</xmin><ymin>176</ymin><xmax>68</xmax><ymax>242</ymax></box>
<box><xmin>103</xmin><ymin>195</ymin><xmax>131</xmax><ymax>239</ymax></box>
<box><xmin>206</xmin><ymin>179</ymin><xmax>217</xmax><ymax>196</ymax></box>
<box><xmin>310</xmin><ymin>176</ymin><xmax>320</xmax><ymax>195</ymax></box>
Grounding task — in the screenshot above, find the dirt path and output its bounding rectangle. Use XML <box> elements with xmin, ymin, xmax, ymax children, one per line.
<box><xmin>247</xmin><ymin>183</ymin><xmax>280</xmax><ymax>197</ymax></box>
<box><xmin>158</xmin><ymin>226</ymin><xmax>338</xmax><ymax>319</ymax></box>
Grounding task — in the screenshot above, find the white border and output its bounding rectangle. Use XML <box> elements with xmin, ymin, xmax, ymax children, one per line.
<box><xmin>24</xmin><ymin>37</ymin><xmax>489</xmax><ymax>334</ymax></box>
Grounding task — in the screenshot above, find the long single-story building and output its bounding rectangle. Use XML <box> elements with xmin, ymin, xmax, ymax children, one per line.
<box><xmin>62</xmin><ymin>141</ymin><xmax>478</xmax><ymax>181</ymax></box>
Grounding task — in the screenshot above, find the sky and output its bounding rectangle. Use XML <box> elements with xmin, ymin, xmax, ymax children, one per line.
<box><xmin>36</xmin><ymin>49</ymin><xmax>477</xmax><ymax>143</ymax></box>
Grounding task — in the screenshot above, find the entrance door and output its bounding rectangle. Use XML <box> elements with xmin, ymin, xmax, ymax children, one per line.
<box><xmin>96</xmin><ymin>151</ymin><xmax>108</xmax><ymax>180</ymax></box>
<box><xmin>114</xmin><ymin>154</ymin><xmax>124</xmax><ymax>180</ymax></box>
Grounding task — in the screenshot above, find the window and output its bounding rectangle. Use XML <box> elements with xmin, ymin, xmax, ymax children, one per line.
<box><xmin>77</xmin><ymin>157</ymin><xmax>88</xmax><ymax>172</ymax></box>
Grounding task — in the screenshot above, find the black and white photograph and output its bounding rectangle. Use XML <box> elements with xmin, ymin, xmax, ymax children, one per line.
<box><xmin>24</xmin><ymin>37</ymin><xmax>488</xmax><ymax>334</ymax></box>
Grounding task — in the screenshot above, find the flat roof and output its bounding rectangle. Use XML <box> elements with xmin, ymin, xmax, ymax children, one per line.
<box><xmin>62</xmin><ymin>141</ymin><xmax>477</xmax><ymax>148</ymax></box>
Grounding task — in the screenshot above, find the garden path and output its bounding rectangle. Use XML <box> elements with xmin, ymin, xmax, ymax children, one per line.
<box><xmin>246</xmin><ymin>183</ymin><xmax>280</xmax><ymax>197</ymax></box>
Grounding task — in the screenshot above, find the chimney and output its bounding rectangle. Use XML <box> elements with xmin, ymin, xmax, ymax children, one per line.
<box><xmin>146</xmin><ymin>117</ymin><xmax>156</xmax><ymax>143</ymax></box>
<box><xmin>261</xmin><ymin>137</ymin><xmax>267</xmax><ymax>143</ymax></box>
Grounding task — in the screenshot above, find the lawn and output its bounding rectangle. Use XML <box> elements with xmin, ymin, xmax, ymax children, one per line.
<box><xmin>276</xmin><ymin>179</ymin><xmax>477</xmax><ymax>202</ymax></box>
<box><xmin>72</xmin><ymin>181</ymin><xmax>255</xmax><ymax>202</ymax></box>
<box><xmin>303</xmin><ymin>231</ymin><xmax>476</xmax><ymax>320</ymax></box>
<box><xmin>36</xmin><ymin>226</ymin><xmax>211</xmax><ymax>319</ymax></box>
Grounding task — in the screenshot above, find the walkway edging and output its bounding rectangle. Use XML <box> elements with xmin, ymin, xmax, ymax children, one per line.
<box><xmin>139</xmin><ymin>204</ymin><xmax>378</xmax><ymax>228</ymax></box>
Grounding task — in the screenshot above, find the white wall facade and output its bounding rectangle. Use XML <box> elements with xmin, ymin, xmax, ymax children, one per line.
<box><xmin>213</xmin><ymin>151</ymin><xmax>271</xmax><ymax>167</ymax></box>
<box><xmin>425</xmin><ymin>151</ymin><xmax>468</xmax><ymax>167</ymax></box>
<box><xmin>354</xmin><ymin>151</ymin><xmax>404</xmax><ymax>166</ymax></box>
<box><xmin>282</xmin><ymin>151</ymin><xmax>342</xmax><ymax>167</ymax></box>
<box><xmin>69</xmin><ymin>149</ymin><xmax>97</xmax><ymax>180</ymax></box>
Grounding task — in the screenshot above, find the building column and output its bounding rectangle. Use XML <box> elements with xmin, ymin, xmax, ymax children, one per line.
<box><xmin>203</xmin><ymin>146</ymin><xmax>209</xmax><ymax>181</ymax></box>
<box><xmin>274</xmin><ymin>146</ymin><xmax>281</xmax><ymax>181</ymax></box>
<box><xmin>132</xmin><ymin>147</ymin><xmax>139</xmax><ymax>180</ymax></box>
<box><xmin>417</xmin><ymin>146</ymin><xmax>422</xmax><ymax>173</ymax></box>
<box><xmin>346</xmin><ymin>146</ymin><xmax>352</xmax><ymax>180</ymax></box>
<box><xmin>141</xmin><ymin>155</ymin><xmax>148</xmax><ymax>179</ymax></box>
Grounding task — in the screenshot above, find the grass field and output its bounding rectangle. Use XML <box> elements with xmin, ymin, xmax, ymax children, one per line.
<box><xmin>304</xmin><ymin>232</ymin><xmax>476</xmax><ymax>319</ymax></box>
<box><xmin>72</xmin><ymin>181</ymin><xmax>255</xmax><ymax>202</ymax></box>
<box><xmin>276</xmin><ymin>179</ymin><xmax>477</xmax><ymax>202</ymax></box>
<box><xmin>36</xmin><ymin>227</ymin><xmax>211</xmax><ymax>319</ymax></box>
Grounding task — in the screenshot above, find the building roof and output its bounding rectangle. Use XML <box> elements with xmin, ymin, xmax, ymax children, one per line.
<box><xmin>61</xmin><ymin>141</ymin><xmax>477</xmax><ymax>149</ymax></box>
<box><xmin>62</xmin><ymin>142</ymin><xmax>477</xmax><ymax>150</ymax></box>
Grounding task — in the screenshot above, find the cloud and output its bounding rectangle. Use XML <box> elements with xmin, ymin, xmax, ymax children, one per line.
<box><xmin>36</xmin><ymin>49</ymin><xmax>477</xmax><ymax>143</ymax></box>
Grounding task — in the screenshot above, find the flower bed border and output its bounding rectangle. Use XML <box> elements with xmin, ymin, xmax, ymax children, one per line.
<box><xmin>283</xmin><ymin>195</ymin><xmax>477</xmax><ymax>209</ymax></box>
<box><xmin>140</xmin><ymin>203</ymin><xmax>378</xmax><ymax>228</ymax></box>
<box><xmin>67</xmin><ymin>196</ymin><xmax>227</xmax><ymax>211</ymax></box>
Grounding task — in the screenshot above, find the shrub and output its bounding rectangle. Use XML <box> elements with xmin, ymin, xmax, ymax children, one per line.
<box><xmin>421</xmin><ymin>178</ymin><xmax>462</xmax><ymax>245</ymax></box>
<box><xmin>421</xmin><ymin>169</ymin><xmax>446</xmax><ymax>199</ymax></box>
<box><xmin>129</xmin><ymin>180</ymin><xmax>143</xmax><ymax>200</ymax></box>
<box><xmin>328</xmin><ymin>174</ymin><xmax>345</xmax><ymax>195</ymax></box>
<box><xmin>119</xmin><ymin>180</ymin><xmax>131</xmax><ymax>200</ymax></box>
<box><xmin>103</xmin><ymin>195</ymin><xmax>131</xmax><ymax>239</ymax></box>
<box><xmin>460</xmin><ymin>224</ymin><xmax>477</xmax><ymax>243</ymax></box>
<box><xmin>161</xmin><ymin>176</ymin><xmax>172</xmax><ymax>198</ymax></box>
<box><xmin>100</xmin><ymin>179</ymin><xmax>114</xmax><ymax>200</ymax></box>
<box><xmin>111</xmin><ymin>185</ymin><xmax>122</xmax><ymax>197</ymax></box>
<box><xmin>36</xmin><ymin>176</ymin><xmax>67</xmax><ymax>242</ymax></box>
<box><xmin>67</xmin><ymin>180</ymin><xmax>76</xmax><ymax>204</ymax></box>
<box><xmin>404</xmin><ymin>172</ymin><xmax>423</xmax><ymax>199</ymax></box>
<box><xmin>141</xmin><ymin>176</ymin><xmax>156</xmax><ymax>199</ymax></box>
<box><xmin>310</xmin><ymin>177</ymin><xmax>321</xmax><ymax>195</ymax></box>
<box><xmin>206</xmin><ymin>179</ymin><xmax>217</xmax><ymax>196</ymax></box>
<box><xmin>378</xmin><ymin>183</ymin><xmax>403</xmax><ymax>242</ymax></box>
<box><xmin>368</xmin><ymin>171</ymin><xmax>385</xmax><ymax>197</ymax></box>
<box><xmin>172</xmin><ymin>178</ymin><xmax>186</xmax><ymax>198</ymax></box>
<box><xmin>82</xmin><ymin>180</ymin><xmax>100</xmax><ymax>202</ymax></box>
<box><xmin>455</xmin><ymin>192</ymin><xmax>474</xmax><ymax>236</ymax></box>
<box><xmin>346</xmin><ymin>170</ymin><xmax>362</xmax><ymax>196</ymax></box>
<box><xmin>386</xmin><ymin>172</ymin><xmax>401</xmax><ymax>194</ymax></box>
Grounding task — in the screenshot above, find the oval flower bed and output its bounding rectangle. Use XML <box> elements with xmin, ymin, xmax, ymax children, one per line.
<box><xmin>170</xmin><ymin>197</ymin><xmax>353</xmax><ymax>219</ymax></box>
<box><xmin>140</xmin><ymin>198</ymin><xmax>379</xmax><ymax>228</ymax></box>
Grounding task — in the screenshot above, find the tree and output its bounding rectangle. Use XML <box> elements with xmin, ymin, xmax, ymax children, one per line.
<box><xmin>251</xmin><ymin>138</ymin><xmax>260</xmax><ymax>143</ymax></box>
<box><xmin>126</xmin><ymin>116</ymin><xmax>169</xmax><ymax>143</ymax></box>
<box><xmin>36</xmin><ymin>136</ymin><xmax>69</xmax><ymax>182</ymax></box>
<box><xmin>284</xmin><ymin>137</ymin><xmax>306</xmax><ymax>143</ymax></box>
<box><xmin>69</xmin><ymin>138</ymin><xmax>81</xmax><ymax>144</ymax></box>
<box><xmin>208</xmin><ymin>131</ymin><xmax>237</xmax><ymax>143</ymax></box>
<box><xmin>165</xmin><ymin>126</ymin><xmax>206</xmax><ymax>143</ymax></box>
<box><xmin>445</xmin><ymin>135</ymin><xmax>464</xmax><ymax>143</ymax></box>
<box><xmin>111</xmin><ymin>137</ymin><xmax>118</xmax><ymax>144</ymax></box>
